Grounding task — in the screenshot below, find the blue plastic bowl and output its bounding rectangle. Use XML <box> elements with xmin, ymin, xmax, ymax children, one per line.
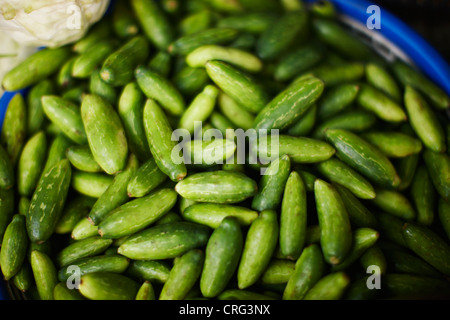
<box><xmin>1</xmin><ymin>0</ymin><xmax>449</xmax><ymax>300</ymax></box>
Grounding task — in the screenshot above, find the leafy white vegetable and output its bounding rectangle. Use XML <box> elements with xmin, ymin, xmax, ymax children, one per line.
<box><xmin>0</xmin><ymin>0</ymin><xmax>110</xmax><ymax>48</ymax></box>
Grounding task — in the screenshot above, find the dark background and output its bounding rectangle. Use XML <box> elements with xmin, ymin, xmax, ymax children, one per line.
<box><xmin>372</xmin><ymin>0</ymin><xmax>450</xmax><ymax>62</ymax></box>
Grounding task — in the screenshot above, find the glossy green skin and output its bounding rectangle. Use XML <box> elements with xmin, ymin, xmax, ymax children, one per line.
<box><xmin>362</xmin><ymin>131</ymin><xmax>423</xmax><ymax>158</ymax></box>
<box><xmin>375</xmin><ymin>212</ymin><xmax>408</xmax><ymax>248</ymax></box>
<box><xmin>280</xmin><ymin>171</ymin><xmax>307</xmax><ymax>260</ymax></box>
<box><xmin>88</xmin><ymin>155</ymin><xmax>139</xmax><ymax>226</ymax></box>
<box><xmin>344</xmin><ymin>276</ymin><xmax>379</xmax><ymax>301</ymax></box>
<box><xmin>98</xmin><ymin>188</ymin><xmax>178</xmax><ymax>239</ymax></box>
<box><xmin>30</xmin><ymin>250</ymin><xmax>59</xmax><ymax>300</ymax></box>
<box><xmin>254</xmin><ymin>76</ymin><xmax>324</xmax><ymax>131</ymax></box>
<box><xmin>313</xmin><ymin>110</ymin><xmax>377</xmax><ymax>140</ymax></box>
<box><xmin>366</xmin><ymin>63</ymin><xmax>401</xmax><ymax>103</ymax></box>
<box><xmin>79</xmin><ymin>272</ymin><xmax>140</xmax><ymax>300</ymax></box>
<box><xmin>1</xmin><ymin>93</ymin><xmax>27</xmax><ymax>165</ymax></box>
<box><xmin>101</xmin><ymin>36</ymin><xmax>150</xmax><ymax>87</ymax></box>
<box><xmin>310</xmin><ymin>62</ymin><xmax>365</xmax><ymax>87</ymax></box>
<box><xmin>331</xmin><ymin>228</ymin><xmax>379</xmax><ymax>271</ymax></box>
<box><xmin>256</xmin><ymin>10</ymin><xmax>309</xmax><ymax>61</ymax></box>
<box><xmin>175</xmin><ymin>170</ymin><xmax>257</xmax><ymax>204</ymax></box>
<box><xmin>27</xmin><ymin>80</ymin><xmax>54</xmax><ymax>135</ymax></box>
<box><xmin>396</xmin><ymin>153</ymin><xmax>419</xmax><ymax>191</ymax></box>
<box><xmin>371</xmin><ymin>188</ymin><xmax>416</xmax><ymax>221</ymax></box>
<box><xmin>169</xmin><ymin>28</ymin><xmax>239</xmax><ymax>56</ymax></box>
<box><xmin>314</xmin><ymin>179</ymin><xmax>352</xmax><ymax>265</ymax></box>
<box><xmin>334</xmin><ymin>184</ymin><xmax>378</xmax><ymax>228</ymax></box>
<box><xmin>392</xmin><ymin>60</ymin><xmax>450</xmax><ymax>110</ymax></box>
<box><xmin>402</xmin><ymin>223</ymin><xmax>450</xmax><ymax>276</ymax></box>
<box><xmin>237</xmin><ymin>210</ymin><xmax>279</xmax><ymax>289</ymax></box>
<box><xmin>286</xmin><ymin>104</ymin><xmax>317</xmax><ymax>137</ymax></box>
<box><xmin>143</xmin><ymin>99</ymin><xmax>187</xmax><ymax>181</ymax></box>
<box><xmin>135</xmin><ymin>282</ymin><xmax>155</xmax><ymax>300</ymax></box>
<box><xmin>217</xmin><ymin>289</ymin><xmax>276</xmax><ymax>300</ymax></box>
<box><xmin>304</xmin><ymin>271</ymin><xmax>350</xmax><ymax>300</ymax></box>
<box><xmin>274</xmin><ymin>43</ymin><xmax>324</xmax><ymax>82</ymax></box>
<box><xmin>66</xmin><ymin>145</ymin><xmax>102</xmax><ymax>173</ymax></box>
<box><xmin>182</xmin><ymin>203</ymin><xmax>258</xmax><ymax>229</ymax></box>
<box><xmin>55</xmin><ymin>236</ymin><xmax>113</xmax><ymax>268</ymax></box>
<box><xmin>217</xmin><ymin>12</ymin><xmax>277</xmax><ymax>34</ymax></box>
<box><xmin>423</xmin><ymin>150</ymin><xmax>450</xmax><ymax>202</ymax></box>
<box><xmin>41</xmin><ymin>134</ymin><xmax>72</xmax><ymax>178</ymax></box>
<box><xmin>13</xmin><ymin>263</ymin><xmax>33</xmax><ymax>293</ymax></box>
<box><xmin>411</xmin><ymin>166</ymin><xmax>436</xmax><ymax>226</ymax></box>
<box><xmin>136</xmin><ymin>66</ymin><xmax>186</xmax><ymax>116</ymax></box>
<box><xmin>325</xmin><ymin>129</ymin><xmax>400</xmax><ymax>189</ymax></box>
<box><xmin>208</xmin><ymin>111</ymin><xmax>236</xmax><ymax>136</ymax></box>
<box><xmin>218</xmin><ymin>92</ymin><xmax>255</xmax><ymax>131</ymax></box>
<box><xmin>71</xmin><ymin>171</ymin><xmax>114</xmax><ymax>198</ymax></box>
<box><xmin>316</xmin><ymin>157</ymin><xmax>376</xmax><ymax>200</ymax></box>
<box><xmin>438</xmin><ymin>198</ymin><xmax>450</xmax><ymax>240</ymax></box>
<box><xmin>71</xmin><ymin>218</ymin><xmax>98</xmax><ymax>241</ymax></box>
<box><xmin>148</xmin><ymin>51</ymin><xmax>172</xmax><ymax>77</ymax></box>
<box><xmin>404</xmin><ymin>86</ymin><xmax>446</xmax><ymax>153</ymax></box>
<box><xmin>173</xmin><ymin>66</ymin><xmax>210</xmax><ymax>98</ymax></box>
<box><xmin>27</xmin><ymin>159</ymin><xmax>72</xmax><ymax>244</ymax></box>
<box><xmin>357</xmin><ymin>84</ymin><xmax>407</xmax><ymax>122</ymax></box>
<box><xmin>118</xmin><ymin>222</ymin><xmax>211</xmax><ymax>260</ymax></box>
<box><xmin>187</xmin><ymin>45</ymin><xmax>263</xmax><ymax>73</ymax></box>
<box><xmin>130</xmin><ymin>0</ymin><xmax>175</xmax><ymax>50</ymax></box>
<box><xmin>126</xmin><ymin>260</ymin><xmax>171</xmax><ymax>283</ymax></box>
<box><xmin>89</xmin><ymin>70</ymin><xmax>117</xmax><ymax>104</ymax></box>
<box><xmin>260</xmin><ymin>259</ymin><xmax>295</xmax><ymax>285</ymax></box>
<box><xmin>229</xmin><ymin>33</ymin><xmax>257</xmax><ymax>51</ymax></box>
<box><xmin>54</xmin><ymin>195</ymin><xmax>96</xmax><ymax>234</ymax></box>
<box><xmin>381</xmin><ymin>244</ymin><xmax>441</xmax><ymax>278</ymax></box>
<box><xmin>312</xmin><ymin>18</ymin><xmax>371</xmax><ymax>60</ymax></box>
<box><xmin>57</xmin><ymin>56</ymin><xmax>77</xmax><ymax>89</ymax></box>
<box><xmin>282</xmin><ymin>244</ymin><xmax>325</xmax><ymax>300</ymax></box>
<box><xmin>296</xmin><ymin>169</ymin><xmax>317</xmax><ymax>192</ymax></box>
<box><xmin>53</xmin><ymin>282</ymin><xmax>85</xmax><ymax>300</ymax></box>
<box><xmin>0</xmin><ymin>215</ymin><xmax>28</xmax><ymax>280</ymax></box>
<box><xmin>112</xmin><ymin>0</ymin><xmax>140</xmax><ymax>39</ymax></box>
<box><xmin>252</xmin><ymin>135</ymin><xmax>335</xmax><ymax>164</ymax></box>
<box><xmin>179</xmin><ymin>9</ymin><xmax>213</xmax><ymax>36</ymax></box>
<box><xmin>72</xmin><ymin>40</ymin><xmax>117</xmax><ymax>79</ymax></box>
<box><xmin>383</xmin><ymin>274</ymin><xmax>450</xmax><ymax>299</ymax></box>
<box><xmin>17</xmin><ymin>132</ymin><xmax>47</xmax><ymax>196</ymax></box>
<box><xmin>359</xmin><ymin>245</ymin><xmax>388</xmax><ymax>276</ymax></box>
<box><xmin>200</xmin><ymin>217</ymin><xmax>243</xmax><ymax>297</ymax></box>
<box><xmin>160</xmin><ymin>249</ymin><xmax>204</xmax><ymax>300</ymax></box>
<box><xmin>0</xmin><ymin>144</ymin><xmax>14</xmax><ymax>190</ymax></box>
<box><xmin>118</xmin><ymin>82</ymin><xmax>151</xmax><ymax>162</ymax></box>
<box><xmin>57</xmin><ymin>254</ymin><xmax>130</xmax><ymax>282</ymax></box>
<box><xmin>206</xmin><ymin>60</ymin><xmax>269</xmax><ymax>114</ymax></box>
<box><xmin>252</xmin><ymin>155</ymin><xmax>291</xmax><ymax>211</ymax></box>
<box><xmin>127</xmin><ymin>157</ymin><xmax>167</xmax><ymax>198</ymax></box>
<box><xmin>154</xmin><ymin>212</ymin><xmax>182</xmax><ymax>226</ymax></box>
<box><xmin>72</xmin><ymin>19</ymin><xmax>111</xmax><ymax>53</ymax></box>
<box><xmin>179</xmin><ymin>85</ymin><xmax>219</xmax><ymax>134</ymax></box>
<box><xmin>81</xmin><ymin>94</ymin><xmax>128</xmax><ymax>175</ymax></box>
<box><xmin>41</xmin><ymin>95</ymin><xmax>87</xmax><ymax>145</ymax></box>
<box><xmin>2</xmin><ymin>47</ymin><xmax>72</xmax><ymax>91</ymax></box>
<box><xmin>316</xmin><ymin>83</ymin><xmax>360</xmax><ymax>121</ymax></box>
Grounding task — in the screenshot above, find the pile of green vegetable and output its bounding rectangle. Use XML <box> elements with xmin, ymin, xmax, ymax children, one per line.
<box><xmin>0</xmin><ymin>0</ymin><xmax>449</xmax><ymax>300</ymax></box>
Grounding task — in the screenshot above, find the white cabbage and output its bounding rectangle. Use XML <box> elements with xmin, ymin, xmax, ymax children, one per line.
<box><xmin>0</xmin><ymin>0</ymin><xmax>110</xmax><ymax>48</ymax></box>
